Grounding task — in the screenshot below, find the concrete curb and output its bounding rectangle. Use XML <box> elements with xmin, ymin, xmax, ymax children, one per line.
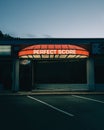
<box><xmin>0</xmin><ymin>91</ymin><xmax>104</xmax><ymax>95</ymax></box>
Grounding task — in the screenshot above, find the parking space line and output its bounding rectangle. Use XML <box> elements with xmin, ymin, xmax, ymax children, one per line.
<box><xmin>27</xmin><ymin>95</ymin><xmax>74</xmax><ymax>117</ymax></box>
<box><xmin>72</xmin><ymin>95</ymin><xmax>104</xmax><ymax>104</ymax></box>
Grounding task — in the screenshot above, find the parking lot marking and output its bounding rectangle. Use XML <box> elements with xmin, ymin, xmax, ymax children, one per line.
<box><xmin>27</xmin><ymin>95</ymin><xmax>74</xmax><ymax>117</ymax></box>
<box><xmin>72</xmin><ymin>95</ymin><xmax>104</xmax><ymax>104</ymax></box>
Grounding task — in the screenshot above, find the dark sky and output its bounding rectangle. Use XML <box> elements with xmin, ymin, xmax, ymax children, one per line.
<box><xmin>0</xmin><ymin>0</ymin><xmax>104</xmax><ymax>38</ymax></box>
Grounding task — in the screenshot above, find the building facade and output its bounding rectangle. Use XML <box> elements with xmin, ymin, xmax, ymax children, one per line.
<box><xmin>0</xmin><ymin>38</ymin><xmax>104</xmax><ymax>92</ymax></box>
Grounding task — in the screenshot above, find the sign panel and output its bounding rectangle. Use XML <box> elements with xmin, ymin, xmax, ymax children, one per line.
<box><xmin>18</xmin><ymin>44</ymin><xmax>89</xmax><ymax>58</ymax></box>
<box><xmin>0</xmin><ymin>45</ymin><xmax>11</xmax><ymax>55</ymax></box>
<box><xmin>33</xmin><ymin>49</ymin><xmax>76</xmax><ymax>55</ymax></box>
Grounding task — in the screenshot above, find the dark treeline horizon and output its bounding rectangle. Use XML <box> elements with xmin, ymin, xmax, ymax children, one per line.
<box><xmin>0</xmin><ymin>30</ymin><xmax>18</xmax><ymax>39</ymax></box>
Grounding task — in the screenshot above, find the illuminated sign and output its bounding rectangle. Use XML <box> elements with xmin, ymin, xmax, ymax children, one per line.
<box><xmin>33</xmin><ymin>50</ymin><xmax>76</xmax><ymax>54</ymax></box>
<box><xmin>18</xmin><ymin>44</ymin><xmax>89</xmax><ymax>59</ymax></box>
<box><xmin>0</xmin><ymin>45</ymin><xmax>11</xmax><ymax>55</ymax></box>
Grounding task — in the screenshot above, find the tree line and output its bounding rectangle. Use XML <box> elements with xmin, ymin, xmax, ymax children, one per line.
<box><xmin>0</xmin><ymin>30</ymin><xmax>16</xmax><ymax>39</ymax></box>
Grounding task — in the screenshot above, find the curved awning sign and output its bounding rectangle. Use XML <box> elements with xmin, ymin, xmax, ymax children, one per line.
<box><xmin>18</xmin><ymin>44</ymin><xmax>89</xmax><ymax>59</ymax></box>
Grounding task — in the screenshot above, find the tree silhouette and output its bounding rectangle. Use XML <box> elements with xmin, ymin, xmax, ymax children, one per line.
<box><xmin>0</xmin><ymin>30</ymin><xmax>15</xmax><ymax>39</ymax></box>
<box><xmin>0</xmin><ymin>31</ymin><xmax>4</xmax><ymax>38</ymax></box>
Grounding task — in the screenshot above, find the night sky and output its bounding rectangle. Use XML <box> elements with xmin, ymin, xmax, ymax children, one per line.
<box><xmin>0</xmin><ymin>0</ymin><xmax>104</xmax><ymax>38</ymax></box>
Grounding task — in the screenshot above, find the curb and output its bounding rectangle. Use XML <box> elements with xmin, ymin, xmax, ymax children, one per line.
<box><xmin>0</xmin><ymin>91</ymin><xmax>104</xmax><ymax>95</ymax></box>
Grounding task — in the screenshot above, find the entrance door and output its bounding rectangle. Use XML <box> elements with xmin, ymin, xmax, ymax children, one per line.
<box><xmin>33</xmin><ymin>59</ymin><xmax>87</xmax><ymax>89</ymax></box>
<box><xmin>19</xmin><ymin>63</ymin><xmax>32</xmax><ymax>91</ymax></box>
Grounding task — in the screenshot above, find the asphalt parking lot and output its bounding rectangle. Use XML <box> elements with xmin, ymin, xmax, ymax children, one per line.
<box><xmin>0</xmin><ymin>94</ymin><xmax>104</xmax><ymax>130</ymax></box>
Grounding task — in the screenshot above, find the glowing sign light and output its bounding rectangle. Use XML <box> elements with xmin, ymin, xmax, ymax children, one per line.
<box><xmin>33</xmin><ymin>50</ymin><xmax>76</xmax><ymax>54</ymax></box>
<box><xmin>18</xmin><ymin>44</ymin><xmax>89</xmax><ymax>59</ymax></box>
<box><xmin>0</xmin><ymin>45</ymin><xmax>11</xmax><ymax>55</ymax></box>
<box><xmin>20</xmin><ymin>59</ymin><xmax>31</xmax><ymax>65</ymax></box>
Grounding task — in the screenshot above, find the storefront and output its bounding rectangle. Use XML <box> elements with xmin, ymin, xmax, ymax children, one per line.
<box><xmin>0</xmin><ymin>38</ymin><xmax>104</xmax><ymax>91</ymax></box>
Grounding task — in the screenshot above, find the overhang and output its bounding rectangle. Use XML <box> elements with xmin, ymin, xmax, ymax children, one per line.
<box><xmin>18</xmin><ymin>44</ymin><xmax>89</xmax><ymax>59</ymax></box>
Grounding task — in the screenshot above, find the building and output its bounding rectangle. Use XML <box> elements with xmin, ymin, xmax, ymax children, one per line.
<box><xmin>0</xmin><ymin>38</ymin><xmax>104</xmax><ymax>92</ymax></box>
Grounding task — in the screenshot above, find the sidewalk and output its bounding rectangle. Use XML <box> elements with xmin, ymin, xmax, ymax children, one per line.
<box><xmin>0</xmin><ymin>90</ymin><xmax>104</xmax><ymax>95</ymax></box>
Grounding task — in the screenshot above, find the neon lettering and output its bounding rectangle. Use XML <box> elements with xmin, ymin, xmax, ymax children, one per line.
<box><xmin>29</xmin><ymin>49</ymin><xmax>77</xmax><ymax>55</ymax></box>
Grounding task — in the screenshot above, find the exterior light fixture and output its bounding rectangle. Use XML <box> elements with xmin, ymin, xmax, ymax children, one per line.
<box><xmin>20</xmin><ymin>59</ymin><xmax>31</xmax><ymax>65</ymax></box>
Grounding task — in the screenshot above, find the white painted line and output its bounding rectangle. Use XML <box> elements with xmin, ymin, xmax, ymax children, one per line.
<box><xmin>27</xmin><ymin>95</ymin><xmax>74</xmax><ymax>117</ymax></box>
<box><xmin>72</xmin><ymin>95</ymin><xmax>104</xmax><ymax>104</ymax></box>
